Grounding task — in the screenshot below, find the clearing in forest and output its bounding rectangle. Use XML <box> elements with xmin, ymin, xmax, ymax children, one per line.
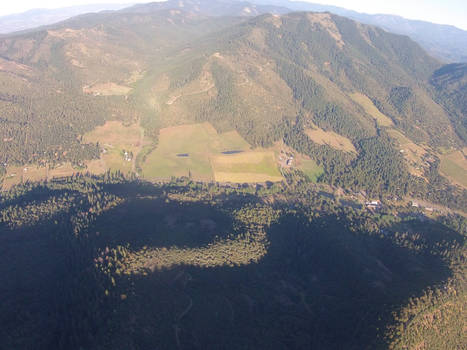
<box><xmin>2</xmin><ymin>165</ymin><xmax>47</xmax><ymax>190</ymax></box>
<box><xmin>305</xmin><ymin>128</ymin><xmax>357</xmax><ymax>153</ymax></box>
<box><xmin>48</xmin><ymin>163</ymin><xmax>78</xmax><ymax>178</ymax></box>
<box><xmin>1</xmin><ymin>163</ymin><xmax>80</xmax><ymax>190</ymax></box>
<box><xmin>142</xmin><ymin>122</ymin><xmax>282</xmax><ymax>183</ymax></box>
<box><xmin>83</xmin><ymin>82</ymin><xmax>132</xmax><ymax>96</ymax></box>
<box><xmin>83</xmin><ymin>121</ymin><xmax>145</xmax><ymax>174</ymax></box>
<box><xmin>439</xmin><ymin>150</ymin><xmax>467</xmax><ymax>188</ymax></box>
<box><xmin>350</xmin><ymin>92</ymin><xmax>394</xmax><ymax>127</ymax></box>
<box><xmin>297</xmin><ymin>159</ymin><xmax>324</xmax><ymax>182</ymax></box>
<box><xmin>387</xmin><ymin>129</ymin><xmax>429</xmax><ymax>178</ymax></box>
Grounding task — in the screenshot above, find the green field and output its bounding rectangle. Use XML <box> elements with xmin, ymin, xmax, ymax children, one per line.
<box><xmin>212</xmin><ymin>151</ymin><xmax>283</xmax><ymax>183</ymax></box>
<box><xmin>440</xmin><ymin>151</ymin><xmax>467</xmax><ymax>188</ymax></box>
<box><xmin>298</xmin><ymin>159</ymin><xmax>324</xmax><ymax>182</ymax></box>
<box><xmin>142</xmin><ymin>123</ymin><xmax>283</xmax><ymax>183</ymax></box>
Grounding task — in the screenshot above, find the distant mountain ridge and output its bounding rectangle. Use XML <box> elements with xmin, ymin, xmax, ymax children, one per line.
<box><xmin>124</xmin><ymin>0</ymin><xmax>290</xmax><ymax>16</ymax></box>
<box><xmin>0</xmin><ymin>0</ymin><xmax>466</xmax><ymax>62</ymax></box>
<box><xmin>0</xmin><ymin>3</ymin><xmax>134</xmax><ymax>34</ymax></box>
<box><xmin>249</xmin><ymin>0</ymin><xmax>467</xmax><ymax>62</ymax></box>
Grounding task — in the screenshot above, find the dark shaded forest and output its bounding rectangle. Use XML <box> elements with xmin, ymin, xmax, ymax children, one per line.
<box><xmin>1</xmin><ymin>174</ymin><xmax>465</xmax><ymax>349</ymax></box>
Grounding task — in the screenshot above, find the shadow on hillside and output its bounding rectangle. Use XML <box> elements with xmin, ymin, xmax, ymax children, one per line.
<box><xmin>89</xmin><ymin>197</ymin><xmax>237</xmax><ymax>250</ymax></box>
<box><xmin>94</xmin><ymin>204</ymin><xmax>461</xmax><ymax>350</ymax></box>
<box><xmin>0</xmin><ymin>182</ymin><xmax>463</xmax><ymax>350</ymax></box>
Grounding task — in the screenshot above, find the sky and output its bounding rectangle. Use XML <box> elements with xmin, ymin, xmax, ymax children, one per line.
<box><xmin>313</xmin><ymin>0</ymin><xmax>467</xmax><ymax>30</ymax></box>
<box><xmin>0</xmin><ymin>0</ymin><xmax>465</xmax><ymax>30</ymax></box>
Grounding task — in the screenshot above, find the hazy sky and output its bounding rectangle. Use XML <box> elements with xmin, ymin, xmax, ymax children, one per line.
<box><xmin>0</xmin><ymin>0</ymin><xmax>465</xmax><ymax>30</ymax></box>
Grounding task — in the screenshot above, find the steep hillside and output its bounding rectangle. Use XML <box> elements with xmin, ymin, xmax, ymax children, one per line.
<box><xmin>127</xmin><ymin>10</ymin><xmax>458</xmax><ymax>148</ymax></box>
<box><xmin>250</xmin><ymin>0</ymin><xmax>467</xmax><ymax>63</ymax></box>
<box><xmin>0</xmin><ymin>4</ymin><xmax>465</xmax><ymax>208</ymax></box>
<box><xmin>0</xmin><ymin>8</ymin><xmax>242</xmax><ymax>166</ymax></box>
<box><xmin>430</xmin><ymin>63</ymin><xmax>467</xmax><ymax>142</ymax></box>
<box><xmin>2</xmin><ymin>0</ymin><xmax>466</xmax><ymax>63</ymax></box>
<box><xmin>127</xmin><ymin>11</ymin><xmax>465</xmax><ymax>205</ymax></box>
<box><xmin>137</xmin><ymin>11</ymin><xmax>459</xmax><ymax>147</ymax></box>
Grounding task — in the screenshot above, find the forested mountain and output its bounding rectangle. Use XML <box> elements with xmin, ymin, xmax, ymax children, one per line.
<box><xmin>0</xmin><ymin>2</ymin><xmax>466</xmax><ymax>349</ymax></box>
<box><xmin>0</xmin><ymin>1</ymin><xmax>465</xmax><ymax>207</ymax></box>
<box><xmin>430</xmin><ymin>63</ymin><xmax>467</xmax><ymax>142</ymax></box>
<box><xmin>0</xmin><ymin>7</ymin><xmax>242</xmax><ymax>165</ymax></box>
<box><xmin>1</xmin><ymin>0</ymin><xmax>466</xmax><ymax>63</ymax></box>
<box><xmin>249</xmin><ymin>0</ymin><xmax>467</xmax><ymax>63</ymax></box>
<box><xmin>125</xmin><ymin>0</ymin><xmax>290</xmax><ymax>16</ymax></box>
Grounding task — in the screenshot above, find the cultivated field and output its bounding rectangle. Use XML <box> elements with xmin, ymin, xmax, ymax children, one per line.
<box><xmin>2</xmin><ymin>165</ymin><xmax>47</xmax><ymax>190</ymax></box>
<box><xmin>142</xmin><ymin>122</ymin><xmax>283</xmax><ymax>183</ymax></box>
<box><xmin>2</xmin><ymin>122</ymin><xmax>283</xmax><ymax>188</ymax></box>
<box><xmin>212</xmin><ymin>151</ymin><xmax>283</xmax><ymax>183</ymax></box>
<box><xmin>306</xmin><ymin>128</ymin><xmax>357</xmax><ymax>153</ymax></box>
<box><xmin>141</xmin><ymin>123</ymin><xmax>246</xmax><ymax>180</ymax></box>
<box><xmin>2</xmin><ymin>163</ymin><xmax>80</xmax><ymax>190</ymax></box>
<box><xmin>83</xmin><ymin>121</ymin><xmax>142</xmax><ymax>146</ymax></box>
<box><xmin>350</xmin><ymin>92</ymin><xmax>394</xmax><ymax>127</ymax></box>
<box><xmin>440</xmin><ymin>150</ymin><xmax>467</xmax><ymax>188</ymax></box>
<box><xmin>85</xmin><ymin>159</ymin><xmax>108</xmax><ymax>175</ymax></box>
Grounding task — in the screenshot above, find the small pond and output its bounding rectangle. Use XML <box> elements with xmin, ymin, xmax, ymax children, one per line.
<box><xmin>222</xmin><ymin>150</ymin><xmax>244</xmax><ymax>155</ymax></box>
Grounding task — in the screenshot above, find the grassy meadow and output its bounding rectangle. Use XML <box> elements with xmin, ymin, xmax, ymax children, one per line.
<box><xmin>2</xmin><ymin>165</ymin><xmax>47</xmax><ymax>190</ymax></box>
<box><xmin>2</xmin><ymin>121</ymin><xmax>285</xmax><ymax>189</ymax></box>
<box><xmin>305</xmin><ymin>128</ymin><xmax>357</xmax><ymax>153</ymax></box>
<box><xmin>2</xmin><ymin>163</ymin><xmax>80</xmax><ymax>190</ymax></box>
<box><xmin>439</xmin><ymin>150</ymin><xmax>467</xmax><ymax>188</ymax></box>
<box><xmin>83</xmin><ymin>121</ymin><xmax>145</xmax><ymax>174</ymax></box>
<box><xmin>297</xmin><ymin>159</ymin><xmax>324</xmax><ymax>182</ymax></box>
<box><xmin>350</xmin><ymin>92</ymin><xmax>394</xmax><ymax>127</ymax></box>
<box><xmin>142</xmin><ymin>122</ymin><xmax>283</xmax><ymax>183</ymax></box>
<box><xmin>212</xmin><ymin>151</ymin><xmax>283</xmax><ymax>183</ymax></box>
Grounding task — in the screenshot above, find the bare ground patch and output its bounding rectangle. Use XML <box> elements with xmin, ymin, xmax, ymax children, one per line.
<box><xmin>307</xmin><ymin>13</ymin><xmax>344</xmax><ymax>48</ymax></box>
<box><xmin>350</xmin><ymin>92</ymin><xmax>393</xmax><ymax>127</ymax></box>
<box><xmin>83</xmin><ymin>82</ymin><xmax>132</xmax><ymax>96</ymax></box>
<box><xmin>305</xmin><ymin>128</ymin><xmax>357</xmax><ymax>153</ymax></box>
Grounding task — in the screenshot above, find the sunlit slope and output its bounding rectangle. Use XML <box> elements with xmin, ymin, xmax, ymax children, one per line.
<box><xmin>0</xmin><ymin>5</ymin><xmax>465</xmax><ymax>199</ymax></box>
<box><xmin>131</xmin><ymin>11</ymin><xmax>459</xmax><ymax>150</ymax></box>
<box><xmin>0</xmin><ymin>8</ymin><xmax>242</xmax><ymax>168</ymax></box>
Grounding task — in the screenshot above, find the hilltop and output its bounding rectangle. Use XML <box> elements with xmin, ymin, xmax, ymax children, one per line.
<box><xmin>2</xmin><ymin>0</ymin><xmax>466</xmax><ymax>63</ymax></box>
